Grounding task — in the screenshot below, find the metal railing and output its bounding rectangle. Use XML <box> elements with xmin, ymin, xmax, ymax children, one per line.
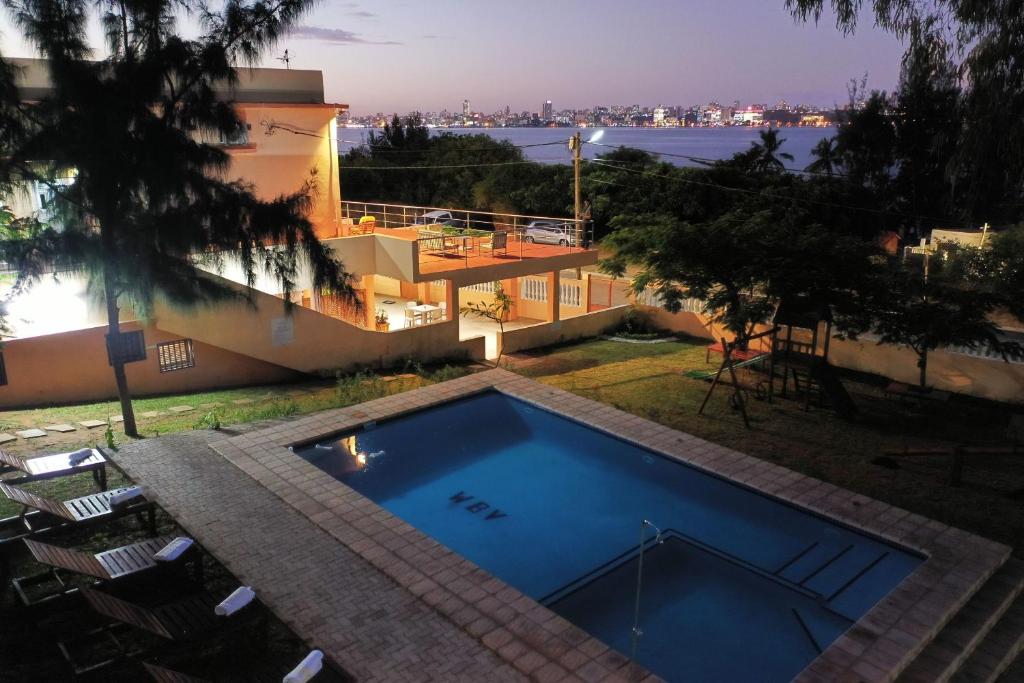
<box><xmin>340</xmin><ymin>200</ymin><xmax>595</xmax><ymax>250</ymax></box>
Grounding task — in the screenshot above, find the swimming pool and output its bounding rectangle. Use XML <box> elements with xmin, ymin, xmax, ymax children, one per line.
<box><xmin>295</xmin><ymin>391</ymin><xmax>923</xmax><ymax>682</ymax></box>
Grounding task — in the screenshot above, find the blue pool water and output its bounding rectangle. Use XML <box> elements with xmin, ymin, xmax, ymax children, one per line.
<box><xmin>295</xmin><ymin>392</ymin><xmax>923</xmax><ymax>682</ymax></box>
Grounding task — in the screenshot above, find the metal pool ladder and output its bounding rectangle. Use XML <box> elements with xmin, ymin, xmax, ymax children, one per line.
<box><xmin>630</xmin><ymin>519</ymin><xmax>664</xmax><ymax>662</ymax></box>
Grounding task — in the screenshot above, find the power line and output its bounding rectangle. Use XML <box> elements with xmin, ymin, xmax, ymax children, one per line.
<box><xmin>587</xmin><ymin>160</ymin><xmax>969</xmax><ymax>228</ymax></box>
<box><xmin>340</xmin><ymin>160</ymin><xmax>543</xmax><ymax>171</ymax></box>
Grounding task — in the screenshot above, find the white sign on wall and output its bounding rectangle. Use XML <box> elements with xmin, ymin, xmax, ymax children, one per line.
<box><xmin>271</xmin><ymin>317</ymin><xmax>294</xmax><ymax>347</ymax></box>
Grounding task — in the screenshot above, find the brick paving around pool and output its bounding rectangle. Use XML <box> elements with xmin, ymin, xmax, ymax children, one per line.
<box><xmin>118</xmin><ymin>370</ymin><xmax>1009</xmax><ymax>682</ymax></box>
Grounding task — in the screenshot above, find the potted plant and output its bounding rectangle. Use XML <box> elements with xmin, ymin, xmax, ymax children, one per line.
<box><xmin>374</xmin><ymin>309</ymin><xmax>389</xmax><ymax>332</ymax></box>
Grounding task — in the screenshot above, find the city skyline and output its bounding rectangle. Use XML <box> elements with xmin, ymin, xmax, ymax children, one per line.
<box><xmin>0</xmin><ymin>1</ymin><xmax>906</xmax><ymax>115</ymax></box>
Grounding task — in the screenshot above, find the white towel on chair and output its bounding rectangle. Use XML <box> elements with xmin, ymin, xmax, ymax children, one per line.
<box><xmin>283</xmin><ymin>650</ymin><xmax>324</xmax><ymax>683</ymax></box>
<box><xmin>67</xmin><ymin>448</ymin><xmax>93</xmax><ymax>466</ymax></box>
<box><xmin>108</xmin><ymin>486</ymin><xmax>144</xmax><ymax>508</ymax></box>
<box><xmin>215</xmin><ymin>586</ymin><xmax>256</xmax><ymax>616</ymax></box>
<box><xmin>153</xmin><ymin>537</ymin><xmax>194</xmax><ymax>562</ymax></box>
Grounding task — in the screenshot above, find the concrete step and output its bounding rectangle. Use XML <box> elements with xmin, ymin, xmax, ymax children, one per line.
<box><xmin>899</xmin><ymin>559</ymin><xmax>1024</xmax><ymax>683</ymax></box>
<box><xmin>951</xmin><ymin>590</ymin><xmax>1024</xmax><ymax>683</ymax></box>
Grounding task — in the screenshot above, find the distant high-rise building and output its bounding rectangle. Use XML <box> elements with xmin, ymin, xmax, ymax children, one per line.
<box><xmin>542</xmin><ymin>100</ymin><xmax>553</xmax><ymax>121</ymax></box>
<box><xmin>462</xmin><ymin>99</ymin><xmax>470</xmax><ymax>124</ymax></box>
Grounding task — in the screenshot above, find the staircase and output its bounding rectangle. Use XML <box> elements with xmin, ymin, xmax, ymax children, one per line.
<box><xmin>896</xmin><ymin>558</ymin><xmax>1024</xmax><ymax>683</ymax></box>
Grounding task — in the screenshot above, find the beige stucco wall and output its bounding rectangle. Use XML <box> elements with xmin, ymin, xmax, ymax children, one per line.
<box><xmin>501</xmin><ymin>306</ymin><xmax>630</xmax><ymax>355</ymax></box>
<box><xmin>153</xmin><ymin>272</ymin><xmax>484</xmax><ymax>375</ymax></box>
<box><xmin>228</xmin><ymin>104</ymin><xmax>341</xmax><ymax>240</ymax></box>
<box><xmin>637</xmin><ymin>304</ymin><xmax>1024</xmax><ymax>404</ymax></box>
<box><xmin>0</xmin><ymin>322</ymin><xmax>299</xmax><ymax>408</ymax></box>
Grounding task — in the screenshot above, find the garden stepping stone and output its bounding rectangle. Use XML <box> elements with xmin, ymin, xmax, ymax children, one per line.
<box><xmin>16</xmin><ymin>428</ymin><xmax>47</xmax><ymax>439</ymax></box>
<box><xmin>110</xmin><ymin>415</ymin><xmax>124</xmax><ymax>423</ymax></box>
<box><xmin>198</xmin><ymin>402</ymin><xmax>222</xmax><ymax>409</ymax></box>
<box><xmin>44</xmin><ymin>424</ymin><xmax>77</xmax><ymax>433</ymax></box>
<box><xmin>140</xmin><ymin>411</ymin><xmax>164</xmax><ymax>418</ymax></box>
<box><xmin>0</xmin><ymin>433</ymin><xmax>18</xmax><ymax>445</ymax></box>
<box><xmin>78</xmin><ymin>420</ymin><xmax>107</xmax><ymax>429</ymax></box>
<box><xmin>231</xmin><ymin>399</ymin><xmax>253</xmax><ymax>405</ymax></box>
<box><xmin>168</xmin><ymin>405</ymin><xmax>194</xmax><ymax>413</ymax></box>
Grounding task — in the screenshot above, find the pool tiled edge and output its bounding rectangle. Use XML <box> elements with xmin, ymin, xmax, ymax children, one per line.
<box><xmin>211</xmin><ymin>369</ymin><xmax>1009</xmax><ymax>683</ymax></box>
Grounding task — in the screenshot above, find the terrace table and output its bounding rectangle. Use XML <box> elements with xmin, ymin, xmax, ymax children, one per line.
<box><xmin>443</xmin><ymin>235</ymin><xmax>476</xmax><ymax>257</ymax></box>
<box><xmin>0</xmin><ymin>448</ymin><xmax>108</xmax><ymax>489</ymax></box>
<box><xmin>410</xmin><ymin>304</ymin><xmax>442</xmax><ymax>325</ymax></box>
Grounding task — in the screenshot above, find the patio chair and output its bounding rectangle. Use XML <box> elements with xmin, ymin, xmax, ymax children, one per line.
<box><xmin>12</xmin><ymin>536</ymin><xmax>197</xmax><ymax>606</ymax></box>
<box><xmin>479</xmin><ymin>230</ymin><xmax>509</xmax><ymax>257</ymax></box>
<box><xmin>357</xmin><ymin>215</ymin><xmax>376</xmax><ymax>234</ymax></box>
<box><xmin>404</xmin><ymin>301</ymin><xmax>418</xmax><ymax>328</ymax></box>
<box><xmin>417</xmin><ymin>229</ymin><xmax>445</xmax><ymax>254</ymax></box>
<box><xmin>0</xmin><ymin>447</ymin><xmax>108</xmax><ymax>490</ymax></box>
<box><xmin>0</xmin><ymin>481</ymin><xmax>155</xmax><ymax>544</ymax></box>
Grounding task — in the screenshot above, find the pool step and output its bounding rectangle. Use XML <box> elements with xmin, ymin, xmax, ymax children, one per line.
<box><xmin>950</xmin><ymin>590</ymin><xmax>1024</xmax><ymax>683</ymax></box>
<box><xmin>898</xmin><ymin>559</ymin><xmax>1024</xmax><ymax>683</ymax></box>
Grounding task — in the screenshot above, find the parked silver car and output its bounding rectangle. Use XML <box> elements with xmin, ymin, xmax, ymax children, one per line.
<box><xmin>523</xmin><ymin>220</ymin><xmax>577</xmax><ymax>246</ymax></box>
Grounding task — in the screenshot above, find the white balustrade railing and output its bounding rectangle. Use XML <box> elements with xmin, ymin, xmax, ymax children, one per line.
<box><xmin>520</xmin><ymin>277</ymin><xmax>547</xmax><ymax>302</ymax></box>
<box><xmin>560</xmin><ymin>281</ymin><xmax>582</xmax><ymax>307</ymax></box>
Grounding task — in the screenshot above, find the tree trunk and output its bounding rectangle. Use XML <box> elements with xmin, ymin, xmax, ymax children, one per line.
<box><xmin>917</xmin><ymin>349</ymin><xmax>928</xmax><ymax>390</ymax></box>
<box><xmin>104</xmin><ymin>275</ymin><xmax>139</xmax><ymax>437</ymax></box>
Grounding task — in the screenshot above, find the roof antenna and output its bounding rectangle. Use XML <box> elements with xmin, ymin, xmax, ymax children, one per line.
<box><xmin>278</xmin><ymin>49</ymin><xmax>291</xmax><ymax>69</ymax></box>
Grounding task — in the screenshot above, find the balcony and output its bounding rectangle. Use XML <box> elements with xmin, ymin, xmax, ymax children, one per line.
<box><xmin>339</xmin><ymin>201</ymin><xmax>598</xmax><ymax>280</ymax></box>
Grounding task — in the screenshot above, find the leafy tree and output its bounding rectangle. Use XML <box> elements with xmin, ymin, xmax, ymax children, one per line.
<box><xmin>860</xmin><ymin>260</ymin><xmax>1018</xmax><ymax>389</ymax></box>
<box><xmin>341</xmin><ymin>120</ymin><xmax>524</xmax><ymax>210</ymax></box>
<box><xmin>787</xmin><ymin>0</ymin><xmax>1024</xmax><ymax>225</ymax></box>
<box><xmin>459</xmin><ymin>281</ymin><xmax>513</xmax><ymax>367</ymax></box>
<box><xmin>0</xmin><ymin>0</ymin><xmax>355</xmax><ymax>436</ymax></box>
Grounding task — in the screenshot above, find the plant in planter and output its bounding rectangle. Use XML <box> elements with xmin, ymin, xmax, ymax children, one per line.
<box><xmin>375</xmin><ymin>309</ymin><xmax>390</xmax><ymax>331</ymax></box>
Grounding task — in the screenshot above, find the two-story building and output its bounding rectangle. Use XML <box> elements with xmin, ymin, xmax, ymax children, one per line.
<box><xmin>0</xmin><ymin>64</ymin><xmax>619</xmax><ymax>407</ymax></box>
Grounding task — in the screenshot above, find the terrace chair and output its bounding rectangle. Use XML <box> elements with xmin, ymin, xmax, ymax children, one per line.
<box><xmin>479</xmin><ymin>230</ymin><xmax>509</xmax><ymax>257</ymax></box>
<box><xmin>0</xmin><ymin>447</ymin><xmax>108</xmax><ymax>490</ymax></box>
<box><xmin>12</xmin><ymin>536</ymin><xmax>197</xmax><ymax>607</ymax></box>
<box><xmin>417</xmin><ymin>228</ymin><xmax>445</xmax><ymax>254</ymax></box>
<box><xmin>357</xmin><ymin>215</ymin><xmax>376</xmax><ymax>234</ymax></box>
<box><xmin>404</xmin><ymin>301</ymin><xmax>418</xmax><ymax>328</ymax></box>
<box><xmin>0</xmin><ymin>481</ymin><xmax>155</xmax><ymax>545</ymax></box>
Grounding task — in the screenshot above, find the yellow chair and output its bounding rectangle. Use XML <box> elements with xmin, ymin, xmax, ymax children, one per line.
<box><xmin>357</xmin><ymin>215</ymin><xmax>376</xmax><ymax>234</ymax></box>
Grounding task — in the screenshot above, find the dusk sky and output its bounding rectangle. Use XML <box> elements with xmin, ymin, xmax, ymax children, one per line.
<box><xmin>0</xmin><ymin>0</ymin><xmax>907</xmax><ymax>114</ymax></box>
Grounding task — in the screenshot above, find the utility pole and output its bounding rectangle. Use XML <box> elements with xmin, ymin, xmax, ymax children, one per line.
<box><xmin>569</xmin><ymin>130</ymin><xmax>583</xmax><ymax>279</ymax></box>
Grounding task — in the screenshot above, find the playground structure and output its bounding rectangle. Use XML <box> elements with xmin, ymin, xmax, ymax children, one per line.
<box><xmin>695</xmin><ymin>297</ymin><xmax>858</xmax><ymax>427</ymax></box>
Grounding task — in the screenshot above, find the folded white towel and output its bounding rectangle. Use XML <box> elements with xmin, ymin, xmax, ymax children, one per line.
<box><xmin>67</xmin><ymin>448</ymin><xmax>94</xmax><ymax>466</ymax></box>
<box><xmin>283</xmin><ymin>650</ymin><xmax>324</xmax><ymax>683</ymax></box>
<box><xmin>153</xmin><ymin>537</ymin><xmax>194</xmax><ymax>562</ymax></box>
<box><xmin>108</xmin><ymin>486</ymin><xmax>144</xmax><ymax>508</ymax></box>
<box><xmin>214</xmin><ymin>586</ymin><xmax>256</xmax><ymax>616</ymax></box>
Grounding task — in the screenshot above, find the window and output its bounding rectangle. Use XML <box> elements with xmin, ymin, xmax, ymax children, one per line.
<box><xmin>0</xmin><ymin>352</ymin><xmax>7</xmax><ymax>386</ymax></box>
<box><xmin>157</xmin><ymin>339</ymin><xmax>196</xmax><ymax>373</ymax></box>
<box><xmin>218</xmin><ymin>123</ymin><xmax>251</xmax><ymax>147</ymax></box>
<box><xmin>106</xmin><ymin>330</ymin><xmax>146</xmax><ymax>366</ymax></box>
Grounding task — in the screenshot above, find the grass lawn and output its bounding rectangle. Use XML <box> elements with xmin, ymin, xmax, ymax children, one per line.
<box><xmin>0</xmin><ymin>362</ymin><xmax>471</xmax><ymax>518</ymax></box>
<box><xmin>507</xmin><ymin>337</ymin><xmax>1024</xmax><ymax>555</ymax></box>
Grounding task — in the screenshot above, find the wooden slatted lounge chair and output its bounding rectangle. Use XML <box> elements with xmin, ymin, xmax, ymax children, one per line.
<box><xmin>0</xmin><ymin>447</ymin><xmax>108</xmax><ymax>489</ymax></box>
<box><xmin>143</xmin><ymin>648</ymin><xmax>345</xmax><ymax>683</ymax></box>
<box><xmin>80</xmin><ymin>586</ymin><xmax>223</xmax><ymax>641</ymax></box>
<box><xmin>0</xmin><ymin>482</ymin><xmax>155</xmax><ymax>544</ymax></box>
<box><xmin>59</xmin><ymin>585</ymin><xmax>261</xmax><ymax>676</ymax></box>
<box><xmin>12</xmin><ymin>536</ymin><xmax>195</xmax><ymax>606</ymax></box>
